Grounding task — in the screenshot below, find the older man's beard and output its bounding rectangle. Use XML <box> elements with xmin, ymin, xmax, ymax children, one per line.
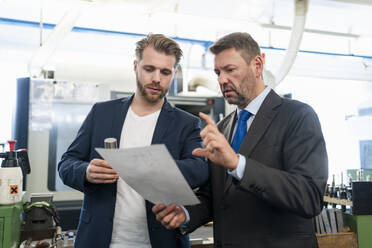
<box><xmin>136</xmin><ymin>78</ymin><xmax>168</xmax><ymax>103</ymax></box>
<box><xmin>222</xmin><ymin>86</ymin><xmax>248</xmax><ymax>107</ymax></box>
<box><xmin>221</xmin><ymin>70</ymin><xmax>255</xmax><ymax>108</ymax></box>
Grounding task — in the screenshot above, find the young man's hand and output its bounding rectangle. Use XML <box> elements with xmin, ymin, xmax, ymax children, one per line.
<box><xmin>152</xmin><ymin>203</ymin><xmax>186</xmax><ymax>230</ymax></box>
<box><xmin>85</xmin><ymin>159</ymin><xmax>119</xmax><ymax>184</ymax></box>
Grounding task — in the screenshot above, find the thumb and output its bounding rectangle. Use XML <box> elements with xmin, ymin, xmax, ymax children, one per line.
<box><xmin>192</xmin><ymin>148</ymin><xmax>209</xmax><ymax>158</ymax></box>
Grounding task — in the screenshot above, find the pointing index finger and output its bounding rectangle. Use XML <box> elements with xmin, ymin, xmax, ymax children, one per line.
<box><xmin>199</xmin><ymin>112</ymin><xmax>217</xmax><ymax>128</ymax></box>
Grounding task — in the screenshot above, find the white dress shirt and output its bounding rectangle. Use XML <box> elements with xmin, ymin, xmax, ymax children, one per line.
<box><xmin>227</xmin><ymin>86</ymin><xmax>271</xmax><ymax>180</ymax></box>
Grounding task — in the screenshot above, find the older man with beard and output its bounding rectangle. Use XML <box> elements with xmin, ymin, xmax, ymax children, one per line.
<box><xmin>153</xmin><ymin>32</ymin><xmax>328</xmax><ymax>248</ymax></box>
<box><xmin>58</xmin><ymin>34</ymin><xmax>208</xmax><ymax>248</ymax></box>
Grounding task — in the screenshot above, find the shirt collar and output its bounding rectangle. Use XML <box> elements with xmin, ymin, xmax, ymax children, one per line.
<box><xmin>236</xmin><ymin>86</ymin><xmax>271</xmax><ymax>117</ymax></box>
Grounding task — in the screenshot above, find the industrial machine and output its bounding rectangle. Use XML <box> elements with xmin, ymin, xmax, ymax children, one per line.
<box><xmin>111</xmin><ymin>91</ymin><xmax>225</xmax><ymax>128</ymax></box>
<box><xmin>19</xmin><ymin>193</ymin><xmax>65</xmax><ymax>248</ymax></box>
<box><xmin>346</xmin><ymin>101</ymin><xmax>372</xmax><ymax>170</ymax></box>
<box><xmin>0</xmin><ymin>140</ymin><xmax>31</xmax><ymax>248</ymax></box>
<box><xmin>13</xmin><ymin>77</ymin><xmax>111</xmax><ymax>231</ymax></box>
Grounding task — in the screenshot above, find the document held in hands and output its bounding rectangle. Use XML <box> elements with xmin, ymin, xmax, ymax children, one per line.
<box><xmin>96</xmin><ymin>144</ymin><xmax>200</xmax><ymax>206</ymax></box>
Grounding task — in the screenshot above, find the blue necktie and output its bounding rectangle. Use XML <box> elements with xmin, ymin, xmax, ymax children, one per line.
<box><xmin>231</xmin><ymin>110</ymin><xmax>251</xmax><ymax>153</ymax></box>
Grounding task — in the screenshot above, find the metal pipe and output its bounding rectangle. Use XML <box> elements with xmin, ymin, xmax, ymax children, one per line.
<box><xmin>274</xmin><ymin>0</ymin><xmax>309</xmax><ymax>86</ymax></box>
<box><xmin>39</xmin><ymin>6</ymin><xmax>43</xmax><ymax>47</ymax></box>
<box><xmin>260</xmin><ymin>23</ymin><xmax>360</xmax><ymax>39</ymax></box>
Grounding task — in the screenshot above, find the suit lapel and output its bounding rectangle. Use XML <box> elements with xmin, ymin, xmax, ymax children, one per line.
<box><xmin>218</xmin><ymin>112</ymin><xmax>238</xmax><ymax>193</ymax></box>
<box><xmin>151</xmin><ymin>98</ymin><xmax>173</xmax><ymax>144</ymax></box>
<box><xmin>219</xmin><ymin>111</ymin><xmax>237</xmax><ymax>143</ymax></box>
<box><xmin>111</xmin><ymin>95</ymin><xmax>133</xmax><ymax>146</ymax></box>
<box><xmin>146</xmin><ymin>99</ymin><xmax>173</xmax><ymax>227</ymax></box>
<box><xmin>224</xmin><ymin>90</ymin><xmax>282</xmax><ymax>193</ymax></box>
<box><xmin>238</xmin><ymin>90</ymin><xmax>282</xmax><ymax>157</ymax></box>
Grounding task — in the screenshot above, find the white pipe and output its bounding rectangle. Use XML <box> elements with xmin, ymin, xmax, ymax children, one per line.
<box><xmin>274</xmin><ymin>0</ymin><xmax>309</xmax><ymax>87</ymax></box>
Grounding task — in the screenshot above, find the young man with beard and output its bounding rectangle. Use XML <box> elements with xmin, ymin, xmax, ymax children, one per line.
<box><xmin>58</xmin><ymin>34</ymin><xmax>209</xmax><ymax>248</ymax></box>
<box><xmin>153</xmin><ymin>32</ymin><xmax>328</xmax><ymax>248</ymax></box>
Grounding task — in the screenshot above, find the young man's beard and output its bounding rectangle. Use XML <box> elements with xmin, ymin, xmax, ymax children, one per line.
<box><xmin>136</xmin><ymin>78</ymin><xmax>168</xmax><ymax>103</ymax></box>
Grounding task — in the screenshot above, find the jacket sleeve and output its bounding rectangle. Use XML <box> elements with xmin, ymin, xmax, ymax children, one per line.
<box><xmin>175</xmin><ymin>117</ymin><xmax>209</xmax><ymax>189</ymax></box>
<box><xmin>239</xmin><ymin>104</ymin><xmax>328</xmax><ymax>218</ymax></box>
<box><xmin>183</xmin><ymin>172</ymin><xmax>213</xmax><ymax>234</ymax></box>
<box><xmin>58</xmin><ymin>104</ymin><xmax>99</xmax><ymax>193</ymax></box>
<box><xmin>182</xmin><ymin>114</ymin><xmax>233</xmax><ymax>233</ymax></box>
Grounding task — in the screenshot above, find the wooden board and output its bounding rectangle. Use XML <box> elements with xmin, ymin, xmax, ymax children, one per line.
<box><xmin>316</xmin><ymin>232</ymin><xmax>358</xmax><ymax>248</ymax></box>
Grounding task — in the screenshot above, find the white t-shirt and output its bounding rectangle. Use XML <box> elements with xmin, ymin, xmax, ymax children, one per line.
<box><xmin>110</xmin><ymin>106</ymin><xmax>161</xmax><ymax>248</ymax></box>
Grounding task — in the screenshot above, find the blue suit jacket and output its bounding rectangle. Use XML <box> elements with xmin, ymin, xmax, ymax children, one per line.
<box><xmin>58</xmin><ymin>95</ymin><xmax>209</xmax><ymax>248</ymax></box>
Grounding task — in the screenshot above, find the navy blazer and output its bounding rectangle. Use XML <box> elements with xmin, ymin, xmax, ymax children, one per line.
<box><xmin>58</xmin><ymin>95</ymin><xmax>209</xmax><ymax>248</ymax></box>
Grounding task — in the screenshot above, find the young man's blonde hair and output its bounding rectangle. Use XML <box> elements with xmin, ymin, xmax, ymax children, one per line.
<box><xmin>135</xmin><ymin>34</ymin><xmax>183</xmax><ymax>67</ymax></box>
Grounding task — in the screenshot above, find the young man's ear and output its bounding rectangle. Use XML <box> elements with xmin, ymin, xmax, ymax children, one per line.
<box><xmin>134</xmin><ymin>60</ymin><xmax>138</xmax><ymax>72</ymax></box>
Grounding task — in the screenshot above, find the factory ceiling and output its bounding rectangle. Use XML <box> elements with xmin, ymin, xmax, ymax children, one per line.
<box><xmin>0</xmin><ymin>0</ymin><xmax>372</xmax><ymax>39</ymax></box>
<box><xmin>0</xmin><ymin>0</ymin><xmax>371</xmax><ymax>85</ymax></box>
